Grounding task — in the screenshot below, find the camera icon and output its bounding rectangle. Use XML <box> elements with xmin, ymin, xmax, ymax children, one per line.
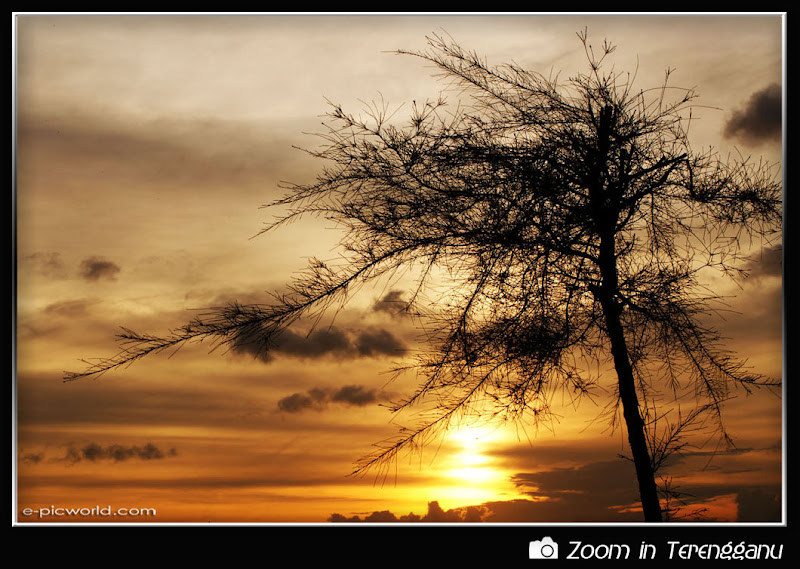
<box><xmin>529</xmin><ymin>536</ymin><xmax>559</xmax><ymax>559</ymax></box>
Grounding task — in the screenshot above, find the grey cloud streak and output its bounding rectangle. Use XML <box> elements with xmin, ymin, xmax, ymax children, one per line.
<box><xmin>23</xmin><ymin>443</ymin><xmax>179</xmax><ymax>465</ymax></box>
<box><xmin>278</xmin><ymin>384</ymin><xmax>392</xmax><ymax>413</ymax></box>
<box><xmin>17</xmin><ymin>112</ymin><xmax>311</xmax><ymax>194</ymax></box>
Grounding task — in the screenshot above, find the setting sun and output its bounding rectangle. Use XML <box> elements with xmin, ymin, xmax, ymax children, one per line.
<box><xmin>434</xmin><ymin>424</ymin><xmax>525</xmax><ymax>506</ymax></box>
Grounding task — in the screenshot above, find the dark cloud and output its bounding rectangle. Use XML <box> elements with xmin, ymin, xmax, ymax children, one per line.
<box><xmin>507</xmin><ymin>450</ymin><xmax>778</xmax><ymax>522</ymax></box>
<box><xmin>274</xmin><ymin>328</ymin><xmax>353</xmax><ymax>358</ymax></box>
<box><xmin>425</xmin><ymin>501</ymin><xmax>488</xmax><ymax>522</ymax></box>
<box><xmin>20</xmin><ymin>452</ymin><xmax>44</xmax><ymax>465</ymax></box>
<box><xmin>328</xmin><ymin>501</ymin><xmax>486</xmax><ymax>523</ymax></box>
<box><xmin>26</xmin><ymin>252</ymin><xmax>68</xmax><ymax>279</ymax></box>
<box><xmin>48</xmin><ymin>442</ymin><xmax>178</xmax><ymax>464</ymax></box>
<box><xmin>355</xmin><ymin>329</ymin><xmax>407</xmax><ymax>357</ymax></box>
<box><xmin>507</xmin><ymin>459</ymin><xmax>643</xmax><ymax>521</ymax></box>
<box><xmin>278</xmin><ymin>384</ymin><xmax>390</xmax><ymax>413</ymax></box>
<box><xmin>330</xmin><ymin>385</ymin><xmax>381</xmax><ymax>406</ymax></box>
<box><xmin>78</xmin><ymin>256</ymin><xmax>121</xmax><ymax>282</ymax></box>
<box><xmin>234</xmin><ymin>325</ymin><xmax>406</xmax><ymax>362</ymax></box>
<box><xmin>364</xmin><ymin>510</ymin><xmax>399</xmax><ymax>522</ymax></box>
<box><xmin>371</xmin><ymin>290</ymin><xmax>408</xmax><ymax>317</ymax></box>
<box><xmin>743</xmin><ymin>245</ymin><xmax>782</xmax><ymax>279</ymax></box>
<box><xmin>659</xmin><ymin>480</ymin><xmax>782</xmax><ymax>522</ymax></box>
<box><xmin>277</xmin><ymin>392</ymin><xmax>318</xmax><ymax>413</ymax></box>
<box><xmin>723</xmin><ymin>83</ymin><xmax>782</xmax><ymax>145</ymax></box>
<box><xmin>735</xmin><ymin>487</ymin><xmax>782</xmax><ymax>522</ymax></box>
<box><xmin>328</xmin><ymin>513</ymin><xmax>362</xmax><ymax>522</ymax></box>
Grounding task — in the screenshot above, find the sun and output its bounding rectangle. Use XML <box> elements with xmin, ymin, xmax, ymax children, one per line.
<box><xmin>448</xmin><ymin>425</ymin><xmax>495</xmax><ymax>480</ymax></box>
<box><xmin>434</xmin><ymin>423</ymin><xmax>523</xmax><ymax>505</ymax></box>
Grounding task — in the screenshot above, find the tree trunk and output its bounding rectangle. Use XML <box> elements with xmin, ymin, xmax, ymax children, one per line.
<box><xmin>600</xmin><ymin>294</ymin><xmax>663</xmax><ymax>522</ymax></box>
<box><xmin>588</xmin><ymin>105</ymin><xmax>661</xmax><ymax>521</ymax></box>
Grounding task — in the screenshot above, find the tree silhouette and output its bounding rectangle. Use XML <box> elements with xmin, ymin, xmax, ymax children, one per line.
<box><xmin>65</xmin><ymin>31</ymin><xmax>782</xmax><ymax>522</ymax></box>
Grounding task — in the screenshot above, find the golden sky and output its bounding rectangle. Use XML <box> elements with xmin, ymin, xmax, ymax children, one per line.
<box><xmin>14</xmin><ymin>13</ymin><xmax>783</xmax><ymax>524</ymax></box>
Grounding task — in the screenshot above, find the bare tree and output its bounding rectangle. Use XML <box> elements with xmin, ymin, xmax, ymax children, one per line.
<box><xmin>65</xmin><ymin>31</ymin><xmax>782</xmax><ymax>522</ymax></box>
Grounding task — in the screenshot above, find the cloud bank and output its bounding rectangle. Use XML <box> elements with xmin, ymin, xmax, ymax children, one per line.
<box><xmin>234</xmin><ymin>325</ymin><xmax>406</xmax><ymax>362</ymax></box>
<box><xmin>328</xmin><ymin>448</ymin><xmax>781</xmax><ymax>523</ymax></box>
<box><xmin>329</xmin><ymin>501</ymin><xmax>488</xmax><ymax>523</ymax></box>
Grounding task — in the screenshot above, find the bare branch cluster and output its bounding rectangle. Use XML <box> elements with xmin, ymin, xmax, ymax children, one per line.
<box><xmin>65</xmin><ymin>32</ymin><xmax>781</xmax><ymax>519</ymax></box>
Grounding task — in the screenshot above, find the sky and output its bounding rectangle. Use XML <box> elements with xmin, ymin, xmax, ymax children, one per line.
<box><xmin>13</xmin><ymin>13</ymin><xmax>784</xmax><ymax>524</ymax></box>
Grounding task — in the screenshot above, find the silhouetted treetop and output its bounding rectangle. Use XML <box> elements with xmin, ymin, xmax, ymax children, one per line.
<box><xmin>65</xmin><ymin>31</ymin><xmax>781</xmax><ymax>522</ymax></box>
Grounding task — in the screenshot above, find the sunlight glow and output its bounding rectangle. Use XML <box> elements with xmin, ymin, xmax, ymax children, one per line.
<box><xmin>440</xmin><ymin>424</ymin><xmax>522</xmax><ymax>504</ymax></box>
